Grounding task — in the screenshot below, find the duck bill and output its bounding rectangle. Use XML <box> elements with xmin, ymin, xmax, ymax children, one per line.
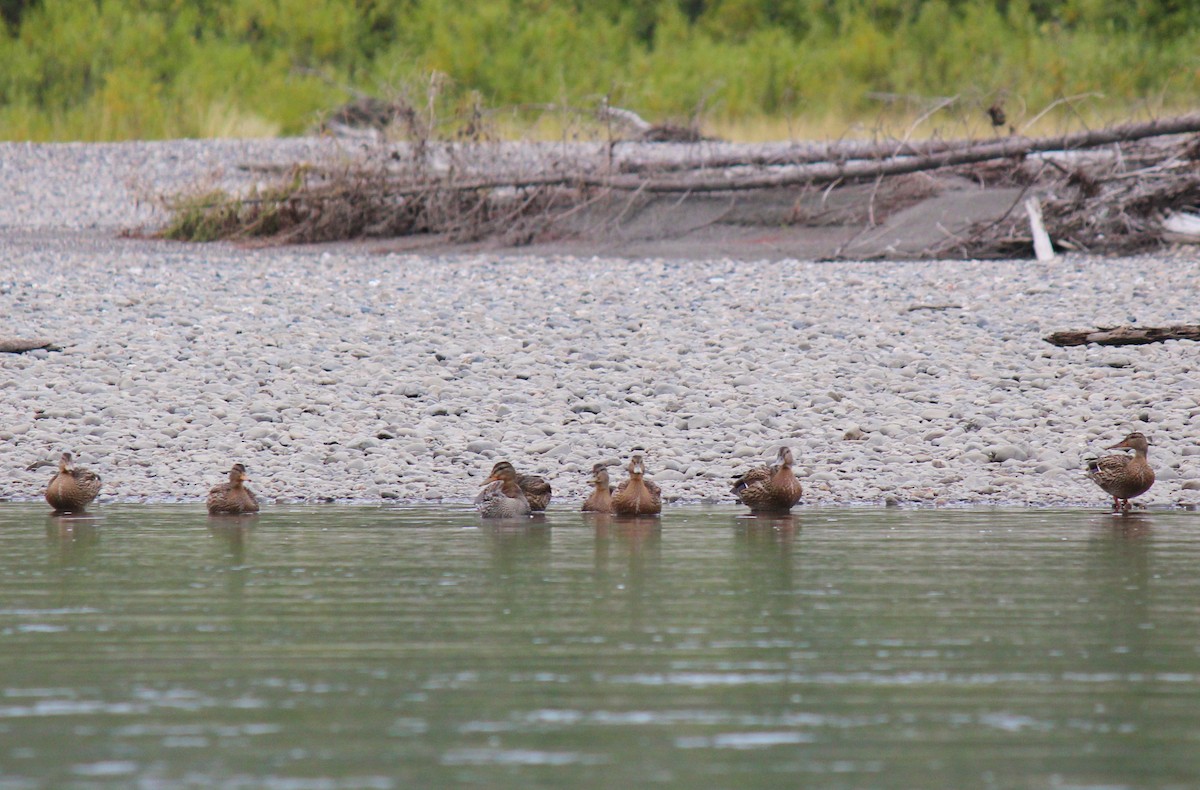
<box><xmin>1105</xmin><ymin>440</ymin><xmax>1131</xmax><ymax>450</ymax></box>
<box><xmin>482</xmin><ymin>473</ymin><xmax>501</xmax><ymax>485</ymax></box>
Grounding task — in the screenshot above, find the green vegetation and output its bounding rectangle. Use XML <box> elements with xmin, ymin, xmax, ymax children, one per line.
<box><xmin>2</xmin><ymin>0</ymin><xmax>1198</xmax><ymax>141</ymax></box>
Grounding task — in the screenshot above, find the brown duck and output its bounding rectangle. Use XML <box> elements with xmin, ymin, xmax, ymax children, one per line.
<box><xmin>582</xmin><ymin>463</ymin><xmax>614</xmax><ymax>512</ymax></box>
<box><xmin>612</xmin><ymin>454</ymin><xmax>662</xmax><ymax>516</ymax></box>
<box><xmin>731</xmin><ymin>446</ymin><xmax>803</xmax><ymax>513</ymax></box>
<box><xmin>486</xmin><ymin>461</ymin><xmax>551</xmax><ymax>511</ymax></box>
<box><xmin>475</xmin><ymin>461</ymin><xmax>532</xmax><ymax>518</ymax></box>
<box><xmin>207</xmin><ymin>463</ymin><xmax>260</xmax><ymax>515</ymax></box>
<box><xmin>44</xmin><ymin>452</ymin><xmax>101</xmax><ymax>513</ymax></box>
<box><xmin>1087</xmin><ymin>432</ymin><xmax>1154</xmax><ymax>512</ymax></box>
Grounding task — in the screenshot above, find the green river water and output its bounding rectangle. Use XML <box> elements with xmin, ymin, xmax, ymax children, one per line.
<box><xmin>0</xmin><ymin>504</ymin><xmax>1197</xmax><ymax>789</ymax></box>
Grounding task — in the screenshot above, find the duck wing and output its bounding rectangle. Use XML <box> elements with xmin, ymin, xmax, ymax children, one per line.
<box><xmin>72</xmin><ymin>468</ymin><xmax>102</xmax><ymax>501</ymax></box>
<box><xmin>731</xmin><ymin>464</ymin><xmax>771</xmax><ymax>499</ymax></box>
<box><xmin>206</xmin><ymin>483</ymin><xmax>234</xmax><ymax>512</ymax></box>
<box><xmin>475</xmin><ymin>481</ymin><xmax>531</xmax><ymax>517</ymax></box>
<box><xmin>1087</xmin><ymin>454</ymin><xmax>1130</xmax><ymax>487</ymax></box>
<box><xmin>241</xmin><ymin>487</ymin><xmax>260</xmax><ymax>511</ymax></box>
<box><xmin>474</xmin><ymin>480</ymin><xmax>505</xmax><ymax>506</ymax></box>
<box><xmin>1088</xmin><ymin>453</ymin><xmax>1154</xmax><ymax>499</ymax></box>
<box><xmin>517</xmin><ymin>474</ymin><xmax>552</xmax><ymax>510</ymax></box>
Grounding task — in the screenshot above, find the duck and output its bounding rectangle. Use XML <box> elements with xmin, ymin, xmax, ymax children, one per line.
<box><xmin>1087</xmin><ymin>432</ymin><xmax>1155</xmax><ymax>512</ymax></box>
<box><xmin>612</xmin><ymin>454</ymin><xmax>662</xmax><ymax>516</ymax></box>
<box><xmin>582</xmin><ymin>463</ymin><xmax>614</xmax><ymax>512</ymax></box>
<box><xmin>44</xmin><ymin>452</ymin><xmax>101</xmax><ymax>513</ymax></box>
<box><xmin>207</xmin><ymin>463</ymin><xmax>260</xmax><ymax>515</ymax></box>
<box><xmin>486</xmin><ymin>461</ymin><xmax>551</xmax><ymax>511</ymax></box>
<box><xmin>731</xmin><ymin>446</ymin><xmax>803</xmax><ymax>513</ymax></box>
<box><xmin>475</xmin><ymin>461</ymin><xmax>531</xmax><ymax>518</ymax></box>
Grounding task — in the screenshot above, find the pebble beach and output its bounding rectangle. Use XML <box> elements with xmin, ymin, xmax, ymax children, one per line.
<box><xmin>2</xmin><ymin>139</ymin><xmax>1198</xmax><ymax>508</ymax></box>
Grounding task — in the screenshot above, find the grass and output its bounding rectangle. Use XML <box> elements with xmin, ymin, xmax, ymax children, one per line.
<box><xmin>1</xmin><ymin>1</ymin><xmax>1199</xmax><ymax>142</ymax></box>
<box><xmin>160</xmin><ymin>166</ymin><xmax>311</xmax><ymax>242</ymax></box>
<box><xmin>468</xmin><ymin>95</ymin><xmax>1200</xmax><ymax>146</ymax></box>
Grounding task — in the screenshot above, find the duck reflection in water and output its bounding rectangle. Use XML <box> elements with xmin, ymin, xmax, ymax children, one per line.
<box><xmin>45</xmin><ymin>517</ymin><xmax>100</xmax><ymax>566</ymax></box>
<box><xmin>592</xmin><ymin>516</ymin><xmax>661</xmax><ymax>578</ymax></box>
<box><xmin>208</xmin><ymin>521</ymin><xmax>252</xmax><ymax>600</ymax></box>
<box><xmin>1087</xmin><ymin>510</ymin><xmax>1154</xmax><ymax>697</ymax></box>
<box><xmin>209</xmin><ymin>520</ymin><xmax>250</xmax><ymax>559</ymax></box>
<box><xmin>734</xmin><ymin>513</ymin><xmax>799</xmax><ymax>545</ymax></box>
<box><xmin>733</xmin><ymin>514</ymin><xmax>799</xmax><ymax>604</ymax></box>
<box><xmin>1097</xmin><ymin>510</ymin><xmax>1155</xmax><ymax>540</ymax></box>
<box><xmin>591</xmin><ymin>515</ymin><xmax>662</xmax><ymax>640</ymax></box>
<box><xmin>483</xmin><ymin>520</ymin><xmax>551</xmax><ymax>577</ymax></box>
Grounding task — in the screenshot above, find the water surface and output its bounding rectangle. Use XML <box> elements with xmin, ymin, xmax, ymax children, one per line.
<box><xmin>1</xmin><ymin>505</ymin><xmax>1198</xmax><ymax>788</ymax></box>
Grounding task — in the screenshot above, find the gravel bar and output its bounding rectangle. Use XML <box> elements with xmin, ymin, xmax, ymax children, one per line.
<box><xmin>2</xmin><ymin>139</ymin><xmax>1198</xmax><ymax>508</ymax></box>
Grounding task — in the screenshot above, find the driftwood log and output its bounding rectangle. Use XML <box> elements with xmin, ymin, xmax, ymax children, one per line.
<box><xmin>1045</xmin><ymin>325</ymin><xmax>1200</xmax><ymax>347</ymax></box>
<box><xmin>0</xmin><ymin>337</ymin><xmax>57</xmax><ymax>353</ymax></box>
<box><xmin>246</xmin><ymin>112</ymin><xmax>1200</xmax><ymax>195</ymax></box>
<box><xmin>170</xmin><ymin>109</ymin><xmax>1200</xmax><ymax>256</ymax></box>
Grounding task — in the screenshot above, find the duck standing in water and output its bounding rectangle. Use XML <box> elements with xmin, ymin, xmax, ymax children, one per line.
<box><xmin>44</xmin><ymin>452</ymin><xmax>101</xmax><ymax>513</ymax></box>
<box><xmin>207</xmin><ymin>463</ymin><xmax>260</xmax><ymax>515</ymax></box>
<box><xmin>1087</xmin><ymin>432</ymin><xmax>1155</xmax><ymax>512</ymax></box>
<box><xmin>486</xmin><ymin>461</ymin><xmax>551</xmax><ymax>511</ymax></box>
<box><xmin>731</xmin><ymin>446</ymin><xmax>803</xmax><ymax>513</ymax></box>
<box><xmin>475</xmin><ymin>461</ymin><xmax>532</xmax><ymax>518</ymax></box>
<box><xmin>612</xmin><ymin>454</ymin><xmax>662</xmax><ymax>516</ymax></box>
<box><xmin>582</xmin><ymin>463</ymin><xmax>614</xmax><ymax>513</ymax></box>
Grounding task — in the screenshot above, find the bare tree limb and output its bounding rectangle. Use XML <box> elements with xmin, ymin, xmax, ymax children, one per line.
<box><xmin>1045</xmin><ymin>325</ymin><xmax>1200</xmax><ymax>347</ymax></box>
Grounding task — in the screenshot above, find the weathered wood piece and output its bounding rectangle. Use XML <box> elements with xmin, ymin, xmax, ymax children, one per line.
<box><xmin>171</xmin><ymin>110</ymin><xmax>1200</xmax><ymax>255</ymax></box>
<box><xmin>244</xmin><ymin>112</ymin><xmax>1200</xmax><ymax>195</ymax></box>
<box><xmin>1163</xmin><ymin>212</ymin><xmax>1200</xmax><ymax>244</ymax></box>
<box><xmin>906</xmin><ymin>304</ymin><xmax>963</xmax><ymax>312</ymax></box>
<box><xmin>1025</xmin><ymin>197</ymin><xmax>1056</xmax><ymax>261</ymax></box>
<box><xmin>0</xmin><ymin>337</ymin><xmax>58</xmax><ymax>353</ymax></box>
<box><xmin>1045</xmin><ymin>325</ymin><xmax>1200</xmax><ymax>347</ymax></box>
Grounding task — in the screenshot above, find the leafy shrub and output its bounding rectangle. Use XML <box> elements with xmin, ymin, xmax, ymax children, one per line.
<box><xmin>1</xmin><ymin>0</ymin><xmax>1198</xmax><ymax>140</ymax></box>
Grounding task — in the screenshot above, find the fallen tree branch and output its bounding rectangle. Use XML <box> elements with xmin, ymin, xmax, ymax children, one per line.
<box><xmin>618</xmin><ymin>112</ymin><xmax>1200</xmax><ymax>176</ymax></box>
<box><xmin>243</xmin><ymin>112</ymin><xmax>1200</xmax><ymax>193</ymax></box>
<box><xmin>906</xmin><ymin>303</ymin><xmax>963</xmax><ymax>312</ymax></box>
<box><xmin>1025</xmin><ymin>197</ymin><xmax>1056</xmax><ymax>260</ymax></box>
<box><xmin>1045</xmin><ymin>324</ymin><xmax>1200</xmax><ymax>347</ymax></box>
<box><xmin>0</xmin><ymin>337</ymin><xmax>58</xmax><ymax>353</ymax></box>
<box><xmin>636</xmin><ymin>112</ymin><xmax>1200</xmax><ymax>191</ymax></box>
<box><xmin>159</xmin><ymin>108</ymin><xmax>1200</xmax><ymax>254</ymax></box>
<box><xmin>1163</xmin><ymin>211</ymin><xmax>1200</xmax><ymax>243</ymax></box>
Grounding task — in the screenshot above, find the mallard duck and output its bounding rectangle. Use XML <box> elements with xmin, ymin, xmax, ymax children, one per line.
<box><xmin>44</xmin><ymin>452</ymin><xmax>101</xmax><ymax>513</ymax></box>
<box><xmin>612</xmin><ymin>454</ymin><xmax>662</xmax><ymax>516</ymax></box>
<box><xmin>475</xmin><ymin>461</ymin><xmax>531</xmax><ymax>518</ymax></box>
<box><xmin>1087</xmin><ymin>432</ymin><xmax>1155</xmax><ymax>512</ymax></box>
<box><xmin>731</xmin><ymin>446</ymin><xmax>803</xmax><ymax>513</ymax></box>
<box><xmin>582</xmin><ymin>463</ymin><xmax>614</xmax><ymax>512</ymax></box>
<box><xmin>207</xmin><ymin>463</ymin><xmax>260</xmax><ymax>515</ymax></box>
<box><xmin>486</xmin><ymin>461</ymin><xmax>551</xmax><ymax>511</ymax></box>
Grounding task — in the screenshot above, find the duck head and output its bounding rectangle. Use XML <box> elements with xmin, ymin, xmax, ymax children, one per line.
<box><xmin>589</xmin><ymin>463</ymin><xmax>611</xmax><ymax>488</ymax></box>
<box><xmin>229</xmin><ymin>463</ymin><xmax>251</xmax><ymax>486</ymax></box>
<box><xmin>485</xmin><ymin>461</ymin><xmax>519</xmax><ymax>485</ymax></box>
<box><xmin>627</xmin><ymin>454</ymin><xmax>646</xmax><ymax>478</ymax></box>
<box><xmin>1107</xmin><ymin>432</ymin><xmax>1149</xmax><ymax>454</ymax></box>
<box><xmin>774</xmin><ymin>447</ymin><xmax>794</xmax><ymax>468</ymax></box>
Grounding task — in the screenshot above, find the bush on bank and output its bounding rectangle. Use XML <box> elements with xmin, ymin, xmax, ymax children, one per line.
<box><xmin>1</xmin><ymin>0</ymin><xmax>1197</xmax><ymax>141</ymax></box>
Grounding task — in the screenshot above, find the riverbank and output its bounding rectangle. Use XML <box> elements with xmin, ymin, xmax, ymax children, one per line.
<box><xmin>2</xmin><ymin>140</ymin><xmax>1197</xmax><ymax>508</ymax></box>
